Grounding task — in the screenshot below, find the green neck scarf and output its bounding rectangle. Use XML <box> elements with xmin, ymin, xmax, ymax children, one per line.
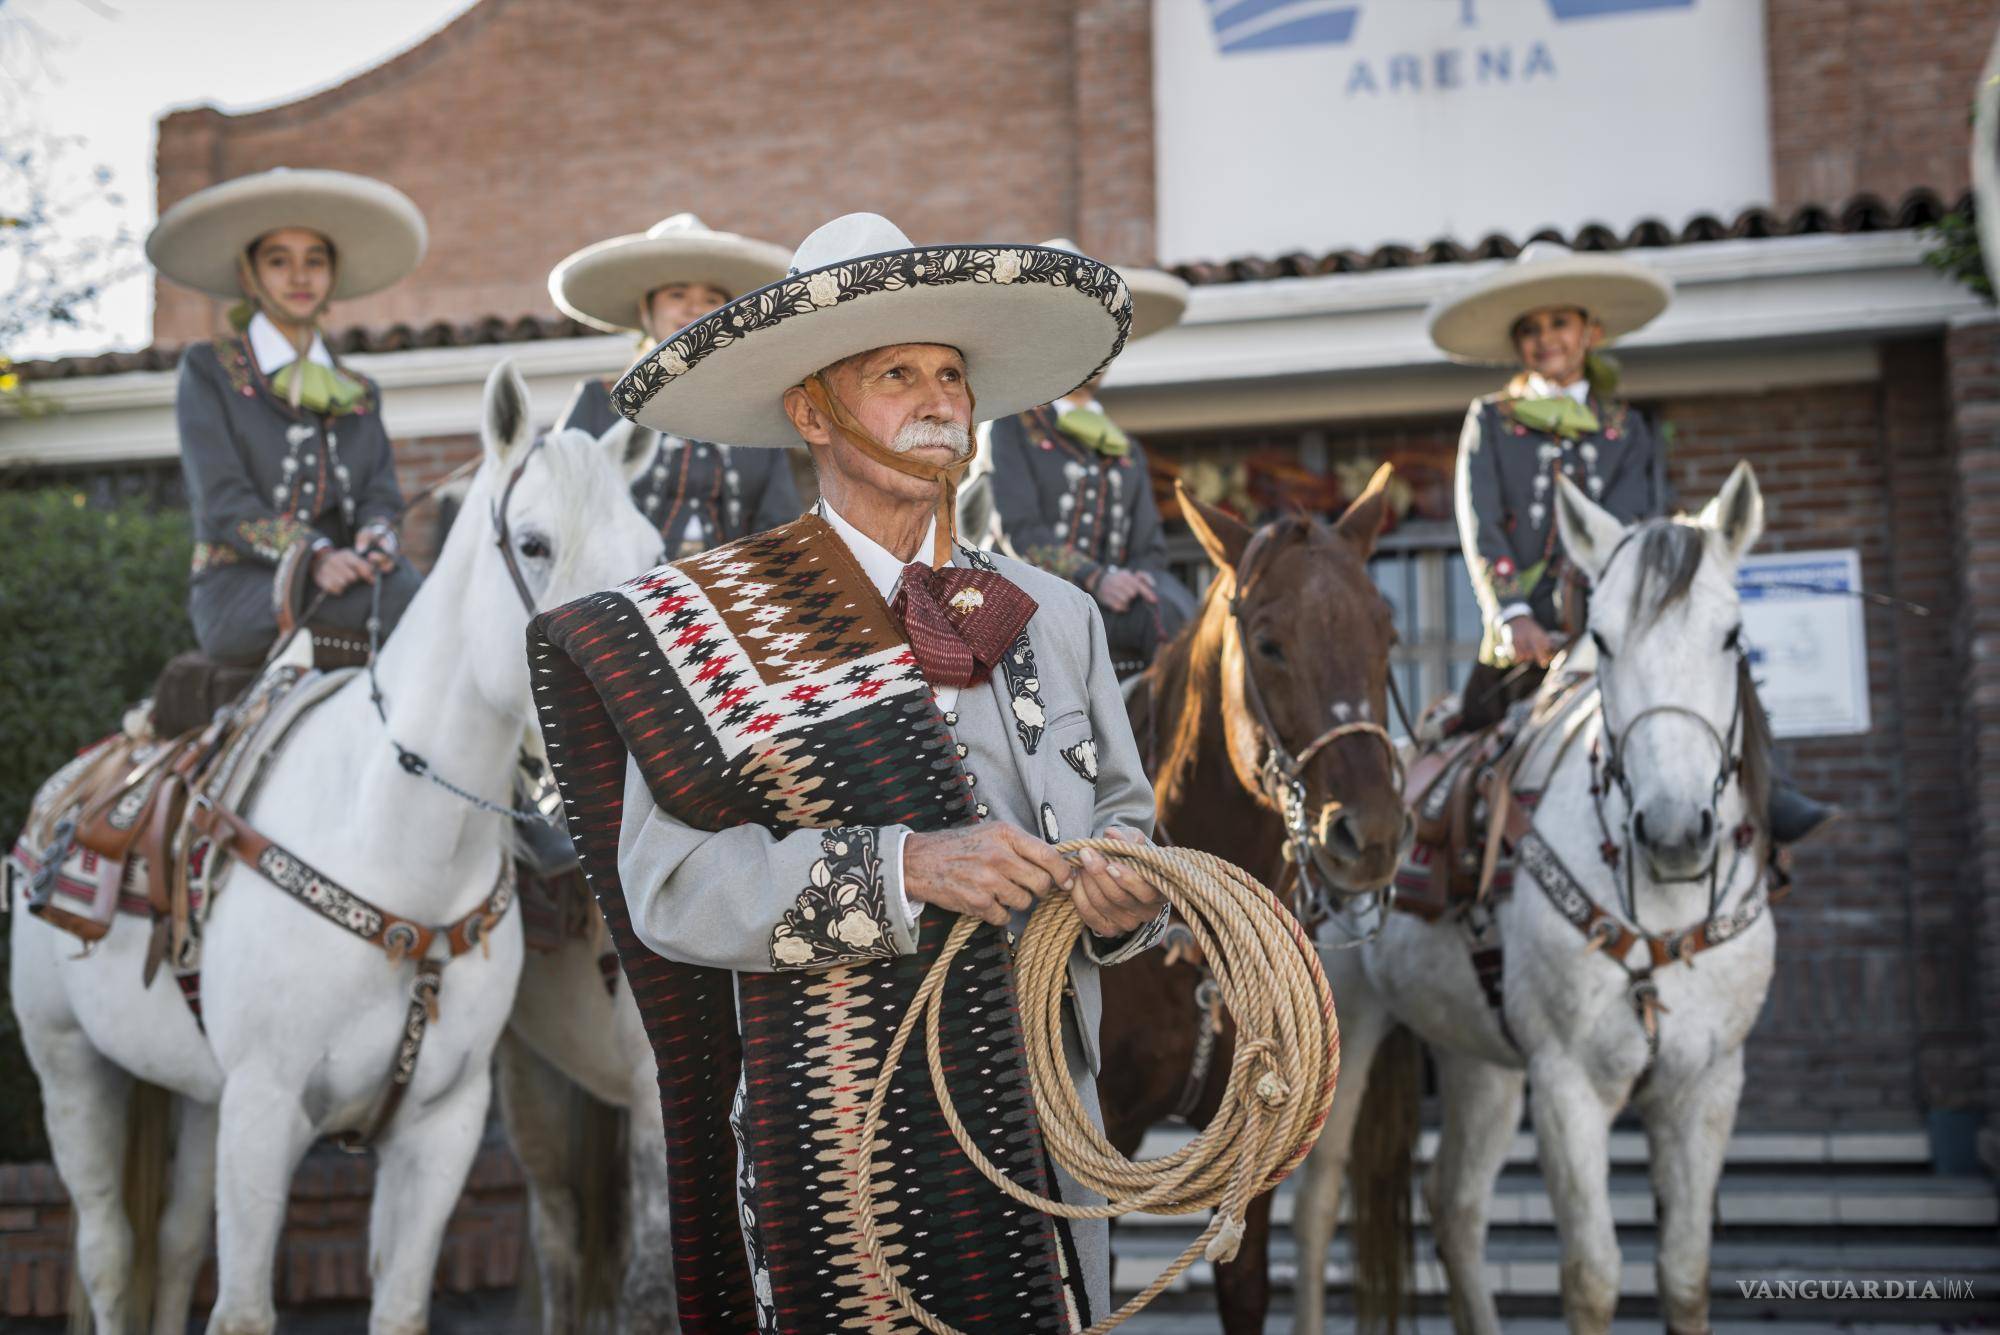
<box><xmin>1510</xmin><ymin>394</ymin><xmax>1600</xmax><ymax>440</ymax></box>
<box><xmin>270</xmin><ymin>357</ymin><xmax>369</xmax><ymax>415</ymax></box>
<box><xmin>1054</xmin><ymin>404</ymin><xmax>1130</xmax><ymax>457</ymax></box>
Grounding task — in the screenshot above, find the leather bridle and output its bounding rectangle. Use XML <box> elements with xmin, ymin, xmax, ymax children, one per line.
<box><xmin>1228</xmin><ymin>526</ymin><xmax>1405</xmax><ymax>928</ymax></box>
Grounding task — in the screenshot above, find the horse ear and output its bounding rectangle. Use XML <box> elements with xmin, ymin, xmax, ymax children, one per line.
<box><xmin>1177</xmin><ymin>481</ymin><xmax>1252</xmax><ymax>574</ymax></box>
<box><xmin>1698</xmin><ymin>461</ymin><xmax>1764</xmax><ymax>562</ymax></box>
<box><xmin>597</xmin><ymin>418</ymin><xmax>654</xmax><ymax>486</ymax></box>
<box><xmin>1554</xmin><ymin>473</ymin><xmax>1626</xmax><ymax>582</ymax></box>
<box><xmin>481</xmin><ymin>359</ymin><xmax>534</xmax><ymax>470</ymax></box>
<box><xmin>1332</xmin><ymin>461</ymin><xmax>1394</xmax><ymax>558</ymax></box>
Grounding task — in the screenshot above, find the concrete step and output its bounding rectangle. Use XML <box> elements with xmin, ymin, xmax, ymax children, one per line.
<box><xmin>1111</xmin><ymin>1228</ymin><xmax>2000</xmax><ymax>1301</ymax></box>
<box><xmin>1135</xmin><ymin>1124</ymin><xmax>1940</xmax><ymax>1171</ymax></box>
<box><xmin>1116</xmin><ymin>1169</ymin><xmax>1999</xmax><ymax>1232</ymax></box>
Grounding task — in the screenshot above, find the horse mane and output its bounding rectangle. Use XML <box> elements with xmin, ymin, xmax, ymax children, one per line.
<box><xmin>1626</xmin><ymin>519</ymin><xmax>1705</xmax><ymax>628</ymax></box>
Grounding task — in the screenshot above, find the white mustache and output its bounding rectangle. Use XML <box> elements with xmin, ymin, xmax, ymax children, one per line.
<box><xmin>892</xmin><ymin>419</ymin><xmax>971</xmax><ymax>457</ymax></box>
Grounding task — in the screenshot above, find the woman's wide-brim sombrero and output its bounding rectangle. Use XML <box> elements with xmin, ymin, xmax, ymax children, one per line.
<box><xmin>146</xmin><ymin>167</ymin><xmax>426</xmax><ymax>301</ymax></box>
<box><xmin>613</xmin><ymin>213</ymin><xmax>1133</xmax><ymax>447</ymax></box>
<box><xmin>549</xmin><ymin>213</ymin><xmax>793</xmax><ymax>334</ymax></box>
<box><xmin>1426</xmin><ymin>241</ymin><xmax>1672</xmax><ymax>366</ymax></box>
<box><xmin>1042</xmin><ymin>237</ymin><xmax>1189</xmax><ymax>342</ymax></box>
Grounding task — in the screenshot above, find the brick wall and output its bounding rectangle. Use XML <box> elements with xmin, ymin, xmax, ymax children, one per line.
<box><xmin>152</xmin><ymin>0</ymin><xmax>1157</xmax><ymax>347</ymax></box>
<box><xmin>1766</xmin><ymin>0</ymin><xmax>1998</xmax><ymax>209</ymax></box>
<box><xmin>0</xmin><ymin>1142</ymin><xmax>526</xmax><ymax>1320</ymax></box>
<box><xmin>1943</xmin><ymin>315</ymin><xmax>2000</xmax><ymax>1168</ymax></box>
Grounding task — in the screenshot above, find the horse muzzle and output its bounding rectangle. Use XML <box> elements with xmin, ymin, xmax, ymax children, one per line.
<box><xmin>1633</xmin><ymin>801</ymin><xmax>1717</xmax><ymax>881</ymax></box>
<box><xmin>1310</xmin><ymin>802</ymin><xmax>1413</xmax><ymax>893</ymax></box>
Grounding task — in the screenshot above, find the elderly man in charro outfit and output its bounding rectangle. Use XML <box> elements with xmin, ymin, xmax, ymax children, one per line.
<box><xmin>147</xmin><ymin>168</ymin><xmax>427</xmax><ymax>667</ymax></box>
<box><xmin>1429</xmin><ymin>241</ymin><xmax>1832</xmax><ymax>842</ymax></box>
<box><xmin>529</xmin><ymin>214</ymin><xmax>1171</xmax><ymax>1330</ymax></box>
<box><xmin>550</xmin><ymin>213</ymin><xmax>802</xmax><ymax>555</ymax></box>
<box><xmin>983</xmin><ymin>242</ymin><xmax>1198</xmax><ymax>672</ymax></box>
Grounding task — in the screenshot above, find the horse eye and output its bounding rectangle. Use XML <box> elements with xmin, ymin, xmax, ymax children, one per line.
<box><xmin>1255</xmin><ymin>634</ymin><xmax>1285</xmax><ymax>662</ymax></box>
<box><xmin>1590</xmin><ymin>629</ymin><xmax>1613</xmax><ymax>659</ymax></box>
<box><xmin>519</xmin><ymin>535</ymin><xmax>551</xmax><ymax>560</ymax></box>
<box><xmin>1724</xmin><ymin>624</ymin><xmax>1742</xmax><ymax>651</ymax></box>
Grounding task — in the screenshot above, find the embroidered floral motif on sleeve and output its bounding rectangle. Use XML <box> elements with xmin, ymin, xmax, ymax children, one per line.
<box><xmin>1021</xmin><ymin>543</ymin><xmax>1096</xmax><ymax>583</ymax></box>
<box><xmin>191</xmin><ymin>541</ymin><xmax>242</xmax><ymax>575</ymax></box>
<box><xmin>769</xmin><ymin>826</ymin><xmax>898</xmax><ymax>970</ymax></box>
<box><xmin>235</xmin><ymin>515</ymin><xmax>314</xmax><ymax>563</ymax></box>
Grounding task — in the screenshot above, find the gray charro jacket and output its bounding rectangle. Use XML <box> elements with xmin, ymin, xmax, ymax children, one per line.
<box><xmin>1454</xmin><ymin>388</ymin><xmax>1670</xmax><ymax>660</ymax></box>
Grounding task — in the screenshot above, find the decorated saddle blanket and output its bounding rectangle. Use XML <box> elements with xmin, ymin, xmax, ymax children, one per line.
<box><xmin>8</xmin><ymin>667</ymin><xmax>355</xmax><ymax>993</ymax></box>
<box><xmin>1394</xmin><ymin>674</ymin><xmax>1599</xmax><ymax>920</ymax></box>
<box><xmin>529</xmin><ymin>513</ymin><xmax>1075</xmax><ymax>1333</ymax></box>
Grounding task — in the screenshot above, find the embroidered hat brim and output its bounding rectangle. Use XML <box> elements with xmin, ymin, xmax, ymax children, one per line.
<box><xmin>146</xmin><ymin>168</ymin><xmax>427</xmax><ymax>301</ymax></box>
<box><xmin>1427</xmin><ymin>248</ymin><xmax>1672</xmax><ymax>366</ymax></box>
<box><xmin>614</xmin><ymin>220</ymin><xmax>1132</xmax><ymax>447</ymax></box>
<box><xmin>550</xmin><ymin>226</ymin><xmax>793</xmax><ymax>334</ymax></box>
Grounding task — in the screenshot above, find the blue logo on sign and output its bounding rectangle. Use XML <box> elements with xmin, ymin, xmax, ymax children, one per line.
<box><xmin>1208</xmin><ymin>0</ymin><xmax>1695</xmax><ymax>53</ymax></box>
<box><xmin>1207</xmin><ymin>0</ymin><xmax>1360</xmax><ymax>54</ymax></box>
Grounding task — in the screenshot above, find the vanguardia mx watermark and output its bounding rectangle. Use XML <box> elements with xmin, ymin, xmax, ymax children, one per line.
<box><xmin>1736</xmin><ymin>1279</ymin><xmax>1978</xmax><ymax>1300</ymax></box>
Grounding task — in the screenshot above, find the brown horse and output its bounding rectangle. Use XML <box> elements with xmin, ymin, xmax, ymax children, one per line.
<box><xmin>1100</xmin><ymin>467</ymin><xmax>1412</xmax><ymax>1333</ymax></box>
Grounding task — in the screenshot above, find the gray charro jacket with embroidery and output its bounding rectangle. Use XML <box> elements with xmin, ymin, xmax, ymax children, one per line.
<box><xmin>614</xmin><ymin>542</ymin><xmax>1164</xmax><ymax>1078</ymax></box>
<box><xmin>1454</xmin><ymin>389</ymin><xmax>1670</xmax><ymax>658</ymax></box>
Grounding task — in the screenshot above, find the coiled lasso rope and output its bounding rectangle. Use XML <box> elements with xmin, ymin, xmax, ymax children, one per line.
<box><xmin>854</xmin><ymin>837</ymin><xmax>1340</xmax><ymax>1334</ymax></box>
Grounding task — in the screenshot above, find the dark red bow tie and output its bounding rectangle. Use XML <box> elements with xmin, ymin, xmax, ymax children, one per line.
<box><xmin>891</xmin><ymin>563</ymin><xmax>1038</xmax><ymax>689</ymax></box>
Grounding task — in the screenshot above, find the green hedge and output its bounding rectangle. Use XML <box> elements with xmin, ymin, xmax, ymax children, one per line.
<box><xmin>0</xmin><ymin>488</ymin><xmax>194</xmax><ymax>1161</ymax></box>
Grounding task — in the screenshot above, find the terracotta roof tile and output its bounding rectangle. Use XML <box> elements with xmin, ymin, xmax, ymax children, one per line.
<box><xmin>13</xmin><ymin>189</ymin><xmax>1963</xmax><ymax>383</ymax></box>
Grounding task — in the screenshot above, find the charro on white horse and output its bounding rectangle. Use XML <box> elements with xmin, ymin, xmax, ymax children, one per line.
<box><xmin>1293</xmin><ymin>463</ymin><xmax>1779</xmax><ymax>1335</ymax></box>
<box><xmin>7</xmin><ymin>361</ymin><xmax>660</xmax><ymax>1335</ymax></box>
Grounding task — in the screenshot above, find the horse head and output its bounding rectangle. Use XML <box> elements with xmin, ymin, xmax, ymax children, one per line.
<box><xmin>442</xmin><ymin>359</ymin><xmax>664</xmax><ymax>725</ymax></box>
<box><xmin>1556</xmin><ymin>460</ymin><xmax>1771</xmax><ymax>883</ymax></box>
<box><xmin>1178</xmin><ymin>465</ymin><xmax>1413</xmax><ymax>899</ymax></box>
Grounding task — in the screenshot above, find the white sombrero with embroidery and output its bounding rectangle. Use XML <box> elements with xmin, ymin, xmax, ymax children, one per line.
<box><xmin>1042</xmin><ymin>238</ymin><xmax>1189</xmax><ymax>342</ymax></box>
<box><xmin>549</xmin><ymin>213</ymin><xmax>793</xmax><ymax>334</ymax></box>
<box><xmin>613</xmin><ymin>212</ymin><xmax>1132</xmax><ymax>447</ymax></box>
<box><xmin>1426</xmin><ymin>241</ymin><xmax>1672</xmax><ymax>366</ymax></box>
<box><xmin>146</xmin><ymin>167</ymin><xmax>427</xmax><ymax>301</ymax></box>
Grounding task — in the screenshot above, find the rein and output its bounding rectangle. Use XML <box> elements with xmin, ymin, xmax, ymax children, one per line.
<box><xmin>361</xmin><ymin>437</ymin><xmax>556</xmax><ymax>827</ymax></box>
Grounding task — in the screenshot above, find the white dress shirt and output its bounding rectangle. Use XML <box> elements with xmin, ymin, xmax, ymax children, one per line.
<box><xmin>819</xmin><ymin>498</ymin><xmax>957</xmax><ymax>714</ymax></box>
<box><xmin>246</xmin><ymin>310</ymin><xmax>335</xmax><ymax>376</ymax></box>
<box><xmin>1495</xmin><ymin>374</ymin><xmax>1591</xmax><ymax>631</ymax></box>
<box><xmin>1524</xmin><ymin>372</ymin><xmax>1590</xmax><ymax>405</ymax></box>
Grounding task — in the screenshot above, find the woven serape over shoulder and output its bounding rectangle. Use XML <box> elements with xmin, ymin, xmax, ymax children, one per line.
<box><xmin>526</xmin><ymin>512</ymin><xmax>1075</xmax><ymax>1332</ymax></box>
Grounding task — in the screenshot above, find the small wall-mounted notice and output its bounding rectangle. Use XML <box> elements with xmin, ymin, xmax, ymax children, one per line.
<box><xmin>1736</xmin><ymin>549</ymin><xmax>1871</xmax><ymax>739</ymax></box>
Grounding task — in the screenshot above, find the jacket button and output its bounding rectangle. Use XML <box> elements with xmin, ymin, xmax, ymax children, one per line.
<box><xmin>955</xmin><ymin>743</ymin><xmax>968</xmax><ymax>758</ymax></box>
<box><xmin>944</xmin><ymin>711</ymin><xmax>958</xmax><ymax>725</ymax></box>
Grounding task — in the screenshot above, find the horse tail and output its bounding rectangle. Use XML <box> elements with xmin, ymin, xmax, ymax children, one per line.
<box><xmin>1349</xmin><ymin>1025</ymin><xmax>1420</xmax><ymax>1335</ymax></box>
<box><xmin>570</xmin><ymin>1082</ymin><xmax>629</xmax><ymax>1329</ymax></box>
<box><xmin>68</xmin><ymin>1080</ymin><xmax>172</xmax><ymax>1334</ymax></box>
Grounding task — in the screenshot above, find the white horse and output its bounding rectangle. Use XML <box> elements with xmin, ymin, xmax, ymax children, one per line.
<box><xmin>1293</xmin><ymin>463</ymin><xmax>1779</xmax><ymax>1335</ymax></box>
<box><xmin>7</xmin><ymin>361</ymin><xmax>661</xmax><ymax>1335</ymax></box>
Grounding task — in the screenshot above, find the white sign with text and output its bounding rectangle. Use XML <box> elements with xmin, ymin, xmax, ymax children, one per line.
<box><xmin>1153</xmin><ymin>0</ymin><xmax>1773</xmax><ymax>262</ymax></box>
<box><xmin>1736</xmin><ymin>549</ymin><xmax>1871</xmax><ymax>739</ymax></box>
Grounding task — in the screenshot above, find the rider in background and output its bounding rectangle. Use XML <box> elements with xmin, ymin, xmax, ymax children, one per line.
<box><xmin>148</xmin><ymin>168</ymin><xmax>427</xmax><ymax>667</ymax></box>
<box><xmin>984</xmin><ymin>240</ymin><xmax>1199</xmax><ymax>675</ymax></box>
<box><xmin>1430</xmin><ymin>241</ymin><xmax>1832</xmax><ymax>844</ymax></box>
<box><xmin>548</xmin><ymin>213</ymin><xmax>801</xmax><ymax>555</ymax></box>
